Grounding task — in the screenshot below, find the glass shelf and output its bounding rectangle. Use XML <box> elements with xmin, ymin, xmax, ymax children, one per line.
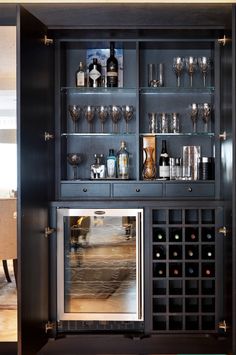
<box><xmin>61</xmin><ymin>87</ymin><xmax>136</xmax><ymax>94</ymax></box>
<box><xmin>61</xmin><ymin>132</ymin><xmax>136</xmax><ymax>137</ymax></box>
<box><xmin>140</xmin><ymin>133</ymin><xmax>215</xmax><ymax>137</ymax></box>
<box><xmin>139</xmin><ymin>87</ymin><xmax>215</xmax><ymax>94</ymax></box>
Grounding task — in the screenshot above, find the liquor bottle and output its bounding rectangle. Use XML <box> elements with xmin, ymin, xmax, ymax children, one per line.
<box><xmin>89</xmin><ymin>58</ymin><xmax>102</xmax><ymax>87</ymax></box>
<box><xmin>106</xmin><ymin>149</ymin><xmax>117</xmax><ymax>178</ymax></box>
<box><xmin>90</xmin><ymin>154</ymin><xmax>106</xmax><ymax>179</ymax></box>
<box><xmin>153</xmin><ymin>245</ymin><xmax>166</xmax><ymax>260</ymax></box>
<box><xmin>106</xmin><ymin>42</ymin><xmax>118</xmax><ymax>87</ymax></box>
<box><xmin>76</xmin><ymin>61</ymin><xmax>86</xmax><ymax>87</ymax></box>
<box><xmin>117</xmin><ymin>141</ymin><xmax>129</xmax><ymax>179</ymax></box>
<box><xmin>159</xmin><ymin>140</ymin><xmax>170</xmax><ymax>179</ymax></box>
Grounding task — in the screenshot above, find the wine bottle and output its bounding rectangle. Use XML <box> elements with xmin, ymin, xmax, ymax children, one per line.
<box><xmin>202</xmin><ymin>246</ymin><xmax>214</xmax><ymax>259</ymax></box>
<box><xmin>154</xmin><ymin>264</ymin><xmax>166</xmax><ymax>277</ymax></box>
<box><xmin>153</xmin><ymin>246</ymin><xmax>166</xmax><ymax>260</ymax></box>
<box><xmin>185</xmin><ymin>263</ymin><xmax>199</xmax><ymax>277</ymax></box>
<box><xmin>89</xmin><ymin>58</ymin><xmax>102</xmax><ymax>87</ymax></box>
<box><xmin>170</xmin><ymin>229</ymin><xmax>182</xmax><ymax>242</ymax></box>
<box><xmin>106</xmin><ymin>42</ymin><xmax>118</xmax><ymax>87</ymax></box>
<box><xmin>159</xmin><ymin>140</ymin><xmax>170</xmax><ymax>179</ymax></box>
<box><xmin>155</xmin><ymin>231</ymin><xmax>166</xmax><ymax>242</ymax></box>
<box><xmin>76</xmin><ymin>61</ymin><xmax>86</xmax><ymax>87</ymax></box>
<box><xmin>169</xmin><ymin>264</ymin><xmax>182</xmax><ymax>277</ymax></box>
<box><xmin>117</xmin><ymin>141</ymin><xmax>129</xmax><ymax>179</ymax></box>
<box><xmin>169</xmin><ymin>245</ymin><xmax>182</xmax><ymax>259</ymax></box>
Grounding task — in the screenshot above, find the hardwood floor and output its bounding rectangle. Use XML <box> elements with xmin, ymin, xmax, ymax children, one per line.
<box><xmin>0</xmin><ymin>260</ymin><xmax>17</xmax><ymax>342</ymax></box>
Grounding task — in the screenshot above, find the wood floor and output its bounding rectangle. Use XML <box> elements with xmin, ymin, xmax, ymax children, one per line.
<box><xmin>0</xmin><ymin>260</ymin><xmax>17</xmax><ymax>342</ymax></box>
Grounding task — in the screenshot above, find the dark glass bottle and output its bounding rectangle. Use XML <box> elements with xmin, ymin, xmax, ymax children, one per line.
<box><xmin>159</xmin><ymin>140</ymin><xmax>170</xmax><ymax>179</ymax></box>
<box><xmin>169</xmin><ymin>245</ymin><xmax>182</xmax><ymax>259</ymax></box>
<box><xmin>169</xmin><ymin>263</ymin><xmax>182</xmax><ymax>277</ymax></box>
<box><xmin>106</xmin><ymin>42</ymin><xmax>118</xmax><ymax>87</ymax></box>
<box><xmin>185</xmin><ymin>263</ymin><xmax>199</xmax><ymax>277</ymax></box>
<box><xmin>153</xmin><ymin>245</ymin><xmax>166</xmax><ymax>260</ymax></box>
<box><xmin>89</xmin><ymin>58</ymin><xmax>102</xmax><ymax>87</ymax></box>
<box><xmin>154</xmin><ymin>263</ymin><xmax>166</xmax><ymax>277</ymax></box>
<box><xmin>75</xmin><ymin>61</ymin><xmax>86</xmax><ymax>87</ymax></box>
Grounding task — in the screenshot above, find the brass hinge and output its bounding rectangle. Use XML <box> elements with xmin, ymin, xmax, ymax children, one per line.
<box><xmin>218</xmin><ymin>320</ymin><xmax>229</xmax><ymax>333</ymax></box>
<box><xmin>44</xmin><ymin>227</ymin><xmax>55</xmax><ymax>238</ymax></box>
<box><xmin>45</xmin><ymin>321</ymin><xmax>56</xmax><ymax>333</ymax></box>
<box><xmin>44</xmin><ymin>35</ymin><xmax>54</xmax><ymax>46</ymax></box>
<box><xmin>218</xmin><ymin>226</ymin><xmax>228</xmax><ymax>237</ymax></box>
<box><xmin>44</xmin><ymin>132</ymin><xmax>54</xmax><ymax>141</ymax></box>
<box><xmin>218</xmin><ymin>131</ymin><xmax>227</xmax><ymax>141</ymax></box>
<box><xmin>218</xmin><ymin>35</ymin><xmax>227</xmax><ymax>46</ymax></box>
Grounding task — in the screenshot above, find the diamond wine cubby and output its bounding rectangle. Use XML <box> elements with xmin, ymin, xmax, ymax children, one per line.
<box><xmin>152</xmin><ymin>208</ymin><xmax>219</xmax><ymax>332</ymax></box>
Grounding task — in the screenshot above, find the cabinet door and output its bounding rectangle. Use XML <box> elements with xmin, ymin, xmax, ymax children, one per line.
<box><xmin>17</xmin><ymin>5</ymin><xmax>53</xmax><ymax>355</ymax></box>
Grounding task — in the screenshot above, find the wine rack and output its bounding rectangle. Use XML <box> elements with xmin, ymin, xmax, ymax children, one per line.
<box><xmin>152</xmin><ymin>207</ymin><xmax>220</xmax><ymax>333</ymax></box>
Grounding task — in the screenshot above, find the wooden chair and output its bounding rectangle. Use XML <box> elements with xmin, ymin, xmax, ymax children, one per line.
<box><xmin>0</xmin><ymin>198</ymin><xmax>17</xmax><ymax>285</ymax></box>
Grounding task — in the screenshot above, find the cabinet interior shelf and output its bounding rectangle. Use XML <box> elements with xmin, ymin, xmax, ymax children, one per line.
<box><xmin>61</xmin><ymin>87</ymin><xmax>136</xmax><ymax>94</ymax></box>
<box><xmin>61</xmin><ymin>133</ymin><xmax>136</xmax><ymax>136</ymax></box>
<box><xmin>140</xmin><ymin>87</ymin><xmax>215</xmax><ymax>94</ymax></box>
<box><xmin>62</xmin><ymin>133</ymin><xmax>214</xmax><ymax>137</ymax></box>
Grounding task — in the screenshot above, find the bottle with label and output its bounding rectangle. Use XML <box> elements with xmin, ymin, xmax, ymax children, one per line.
<box><xmin>90</xmin><ymin>154</ymin><xmax>106</xmax><ymax>179</ymax></box>
<box><xmin>117</xmin><ymin>141</ymin><xmax>129</xmax><ymax>179</ymax></box>
<box><xmin>76</xmin><ymin>61</ymin><xmax>86</xmax><ymax>87</ymax></box>
<box><xmin>106</xmin><ymin>42</ymin><xmax>118</xmax><ymax>87</ymax></box>
<box><xmin>106</xmin><ymin>149</ymin><xmax>116</xmax><ymax>178</ymax></box>
<box><xmin>159</xmin><ymin>140</ymin><xmax>170</xmax><ymax>179</ymax></box>
<box><xmin>89</xmin><ymin>58</ymin><xmax>102</xmax><ymax>87</ymax></box>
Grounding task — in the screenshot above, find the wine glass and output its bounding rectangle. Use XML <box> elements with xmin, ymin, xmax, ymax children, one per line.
<box><xmin>109</xmin><ymin>105</ymin><xmax>122</xmax><ymax>133</ymax></box>
<box><xmin>68</xmin><ymin>105</ymin><xmax>83</xmax><ymax>132</ymax></box>
<box><xmin>199</xmin><ymin>103</ymin><xmax>211</xmax><ymax>132</ymax></box>
<box><xmin>173</xmin><ymin>57</ymin><xmax>185</xmax><ymax>87</ymax></box>
<box><xmin>96</xmin><ymin>105</ymin><xmax>109</xmax><ymax>133</ymax></box>
<box><xmin>189</xmin><ymin>103</ymin><xmax>198</xmax><ymax>133</ymax></box>
<box><xmin>84</xmin><ymin>105</ymin><xmax>95</xmax><ymax>132</ymax></box>
<box><xmin>185</xmin><ymin>56</ymin><xmax>197</xmax><ymax>87</ymax></box>
<box><xmin>198</xmin><ymin>57</ymin><xmax>211</xmax><ymax>87</ymax></box>
<box><xmin>122</xmin><ymin>105</ymin><xmax>134</xmax><ymax>133</ymax></box>
<box><xmin>67</xmin><ymin>153</ymin><xmax>82</xmax><ymax>180</ymax></box>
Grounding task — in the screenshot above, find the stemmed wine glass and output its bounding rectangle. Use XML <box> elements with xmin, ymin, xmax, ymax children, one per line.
<box><xmin>68</xmin><ymin>105</ymin><xmax>83</xmax><ymax>132</ymax></box>
<box><xmin>67</xmin><ymin>153</ymin><xmax>82</xmax><ymax>180</ymax></box>
<box><xmin>84</xmin><ymin>105</ymin><xmax>95</xmax><ymax>133</ymax></box>
<box><xmin>199</xmin><ymin>103</ymin><xmax>211</xmax><ymax>132</ymax></box>
<box><xmin>173</xmin><ymin>57</ymin><xmax>185</xmax><ymax>87</ymax></box>
<box><xmin>189</xmin><ymin>103</ymin><xmax>198</xmax><ymax>133</ymax></box>
<box><xmin>122</xmin><ymin>105</ymin><xmax>134</xmax><ymax>133</ymax></box>
<box><xmin>109</xmin><ymin>105</ymin><xmax>122</xmax><ymax>133</ymax></box>
<box><xmin>198</xmin><ymin>57</ymin><xmax>211</xmax><ymax>87</ymax></box>
<box><xmin>96</xmin><ymin>105</ymin><xmax>109</xmax><ymax>133</ymax></box>
<box><xmin>185</xmin><ymin>56</ymin><xmax>197</xmax><ymax>87</ymax></box>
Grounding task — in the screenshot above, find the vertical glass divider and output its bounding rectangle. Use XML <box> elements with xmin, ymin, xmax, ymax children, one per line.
<box><xmin>136</xmin><ymin>41</ymin><xmax>141</xmax><ymax>181</ymax></box>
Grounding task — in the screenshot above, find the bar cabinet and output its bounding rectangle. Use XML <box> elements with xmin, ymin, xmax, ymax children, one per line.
<box><xmin>0</xmin><ymin>3</ymin><xmax>235</xmax><ymax>355</ymax></box>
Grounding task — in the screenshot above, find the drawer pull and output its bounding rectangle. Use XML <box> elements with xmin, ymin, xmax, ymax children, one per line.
<box><xmin>136</xmin><ymin>188</ymin><xmax>140</xmax><ymax>192</ymax></box>
<box><xmin>83</xmin><ymin>188</ymin><xmax>88</xmax><ymax>192</ymax></box>
<box><xmin>188</xmin><ymin>187</ymin><xmax>192</xmax><ymax>192</ymax></box>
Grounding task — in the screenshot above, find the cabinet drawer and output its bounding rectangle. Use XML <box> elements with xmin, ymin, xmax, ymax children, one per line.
<box><xmin>113</xmin><ymin>183</ymin><xmax>163</xmax><ymax>197</ymax></box>
<box><xmin>61</xmin><ymin>182</ymin><xmax>111</xmax><ymax>198</ymax></box>
<box><xmin>166</xmin><ymin>182</ymin><xmax>215</xmax><ymax>197</ymax></box>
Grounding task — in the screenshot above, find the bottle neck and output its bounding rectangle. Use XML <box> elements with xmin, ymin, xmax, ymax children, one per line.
<box><xmin>110</xmin><ymin>42</ymin><xmax>115</xmax><ymax>56</ymax></box>
<box><xmin>161</xmin><ymin>140</ymin><xmax>167</xmax><ymax>154</ymax></box>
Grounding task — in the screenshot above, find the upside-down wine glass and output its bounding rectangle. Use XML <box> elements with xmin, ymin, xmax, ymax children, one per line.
<box><xmin>173</xmin><ymin>57</ymin><xmax>185</xmax><ymax>88</ymax></box>
<box><xmin>189</xmin><ymin>103</ymin><xmax>198</xmax><ymax>133</ymax></box>
<box><xmin>198</xmin><ymin>56</ymin><xmax>211</xmax><ymax>88</ymax></box>
<box><xmin>109</xmin><ymin>105</ymin><xmax>122</xmax><ymax>133</ymax></box>
<box><xmin>67</xmin><ymin>153</ymin><xmax>83</xmax><ymax>180</ymax></box>
<box><xmin>68</xmin><ymin>105</ymin><xmax>83</xmax><ymax>133</ymax></box>
<box><xmin>97</xmin><ymin>105</ymin><xmax>109</xmax><ymax>133</ymax></box>
<box><xmin>185</xmin><ymin>56</ymin><xmax>197</xmax><ymax>87</ymax></box>
<box><xmin>199</xmin><ymin>102</ymin><xmax>211</xmax><ymax>132</ymax></box>
<box><xmin>84</xmin><ymin>105</ymin><xmax>96</xmax><ymax>133</ymax></box>
<box><xmin>122</xmin><ymin>105</ymin><xmax>134</xmax><ymax>133</ymax></box>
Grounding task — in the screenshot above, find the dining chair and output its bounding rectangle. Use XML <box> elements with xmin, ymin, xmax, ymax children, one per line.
<box><xmin>0</xmin><ymin>198</ymin><xmax>17</xmax><ymax>285</ymax></box>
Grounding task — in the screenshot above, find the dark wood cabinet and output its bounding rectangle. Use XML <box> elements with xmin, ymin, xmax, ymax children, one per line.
<box><xmin>0</xmin><ymin>3</ymin><xmax>235</xmax><ymax>355</ymax></box>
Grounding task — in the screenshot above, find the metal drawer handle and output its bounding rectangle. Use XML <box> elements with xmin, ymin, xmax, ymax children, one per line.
<box><xmin>83</xmin><ymin>188</ymin><xmax>88</xmax><ymax>192</ymax></box>
<box><xmin>188</xmin><ymin>187</ymin><xmax>192</xmax><ymax>192</ymax></box>
<box><xmin>136</xmin><ymin>188</ymin><xmax>140</xmax><ymax>192</ymax></box>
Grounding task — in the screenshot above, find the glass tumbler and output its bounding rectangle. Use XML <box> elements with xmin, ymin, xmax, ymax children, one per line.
<box><xmin>148</xmin><ymin>112</ymin><xmax>158</xmax><ymax>133</ymax></box>
<box><xmin>170</xmin><ymin>112</ymin><xmax>180</xmax><ymax>133</ymax></box>
<box><xmin>160</xmin><ymin>112</ymin><xmax>169</xmax><ymax>133</ymax></box>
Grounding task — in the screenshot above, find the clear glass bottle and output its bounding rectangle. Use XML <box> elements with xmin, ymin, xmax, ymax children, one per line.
<box><xmin>76</xmin><ymin>61</ymin><xmax>86</xmax><ymax>87</ymax></box>
<box><xmin>106</xmin><ymin>149</ymin><xmax>116</xmax><ymax>178</ymax></box>
<box><xmin>106</xmin><ymin>42</ymin><xmax>118</xmax><ymax>87</ymax></box>
<box><xmin>89</xmin><ymin>58</ymin><xmax>102</xmax><ymax>87</ymax></box>
<box><xmin>117</xmin><ymin>141</ymin><xmax>129</xmax><ymax>179</ymax></box>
